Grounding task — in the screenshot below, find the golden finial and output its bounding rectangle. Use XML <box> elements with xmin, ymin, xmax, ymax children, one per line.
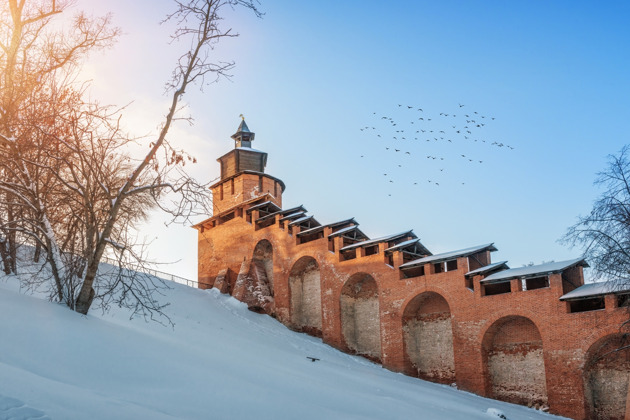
<box><xmin>239</xmin><ymin>114</ymin><xmax>245</xmax><ymax>120</ymax></box>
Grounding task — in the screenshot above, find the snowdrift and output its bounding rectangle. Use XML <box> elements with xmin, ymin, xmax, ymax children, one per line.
<box><xmin>0</xmin><ymin>269</ymin><xmax>564</xmax><ymax>420</ymax></box>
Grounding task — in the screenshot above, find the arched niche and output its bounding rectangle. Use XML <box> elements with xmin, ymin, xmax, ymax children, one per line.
<box><xmin>289</xmin><ymin>256</ymin><xmax>322</xmax><ymax>336</ymax></box>
<box><xmin>481</xmin><ymin>316</ymin><xmax>547</xmax><ymax>406</ymax></box>
<box><xmin>252</xmin><ymin>239</ymin><xmax>274</xmax><ymax>295</ymax></box>
<box><xmin>402</xmin><ymin>292</ymin><xmax>455</xmax><ymax>383</ymax></box>
<box><xmin>340</xmin><ymin>273</ymin><xmax>381</xmax><ymax>360</ymax></box>
<box><xmin>584</xmin><ymin>334</ymin><xmax>630</xmax><ymax>420</ymax></box>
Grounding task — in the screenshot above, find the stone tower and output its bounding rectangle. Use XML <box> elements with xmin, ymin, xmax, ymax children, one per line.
<box><xmin>211</xmin><ymin>117</ymin><xmax>285</xmax><ymax>214</ymax></box>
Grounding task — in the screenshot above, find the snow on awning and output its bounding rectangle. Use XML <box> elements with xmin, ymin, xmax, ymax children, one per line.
<box><xmin>289</xmin><ymin>215</ymin><xmax>320</xmax><ymax>227</ymax></box>
<box><xmin>384</xmin><ymin>239</ymin><xmax>432</xmax><ymax>257</ymax></box>
<box><xmin>328</xmin><ymin>225</ymin><xmax>361</xmax><ymax>238</ymax></box>
<box><xmin>339</xmin><ymin>230</ymin><xmax>416</xmax><ymax>252</ymax></box>
<box><xmin>246</xmin><ymin>201</ymin><xmax>281</xmax><ymax>213</ymax></box>
<box><xmin>399</xmin><ymin>243</ymin><xmax>497</xmax><ymax>269</ymax></box>
<box><xmin>257</xmin><ymin>205</ymin><xmax>307</xmax><ymax>223</ymax></box>
<box><xmin>481</xmin><ymin>258</ymin><xmax>588</xmax><ymax>284</ymax></box>
<box><xmin>278</xmin><ymin>211</ymin><xmax>306</xmax><ymax>222</ymax></box>
<box><xmin>297</xmin><ymin>218</ymin><xmax>356</xmax><ymax>237</ymax></box>
<box><xmin>327</xmin><ymin>225</ymin><xmax>369</xmax><ymax>243</ymax></box>
<box><xmin>236</xmin><ymin>146</ymin><xmax>265</xmax><ymax>153</ymax></box>
<box><xmin>465</xmin><ymin>261</ymin><xmax>509</xmax><ymax>277</ymax></box>
<box><xmin>560</xmin><ymin>281</ymin><xmax>630</xmax><ymax>300</ymax></box>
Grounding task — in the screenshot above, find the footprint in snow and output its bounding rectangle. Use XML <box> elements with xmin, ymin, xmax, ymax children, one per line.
<box><xmin>0</xmin><ymin>394</ymin><xmax>51</xmax><ymax>420</ymax></box>
<box><xmin>485</xmin><ymin>407</ymin><xmax>508</xmax><ymax>419</ymax></box>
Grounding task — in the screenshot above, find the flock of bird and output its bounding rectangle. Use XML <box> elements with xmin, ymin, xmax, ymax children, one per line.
<box><xmin>358</xmin><ymin>103</ymin><xmax>515</xmax><ymax>196</ymax></box>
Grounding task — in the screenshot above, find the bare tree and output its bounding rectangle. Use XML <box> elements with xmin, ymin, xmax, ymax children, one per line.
<box><xmin>563</xmin><ymin>145</ymin><xmax>630</xmax><ymax>289</ymax></box>
<box><xmin>73</xmin><ymin>0</ymin><xmax>262</xmax><ymax>315</ymax></box>
<box><xmin>0</xmin><ymin>0</ymin><xmax>262</xmax><ymax>318</ymax></box>
<box><xmin>0</xmin><ymin>0</ymin><xmax>119</xmax><ymax>275</ymax></box>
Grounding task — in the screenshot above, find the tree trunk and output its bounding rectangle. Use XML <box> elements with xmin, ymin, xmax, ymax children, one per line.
<box><xmin>7</xmin><ymin>204</ymin><xmax>17</xmax><ymax>273</ymax></box>
<box><xmin>75</xmin><ymin>284</ymin><xmax>94</xmax><ymax>315</ymax></box>
<box><xmin>0</xmin><ymin>238</ymin><xmax>10</xmax><ymax>275</ymax></box>
<box><xmin>75</xmin><ymin>242</ymin><xmax>107</xmax><ymax>314</ymax></box>
<box><xmin>33</xmin><ymin>242</ymin><xmax>41</xmax><ymax>263</ymax></box>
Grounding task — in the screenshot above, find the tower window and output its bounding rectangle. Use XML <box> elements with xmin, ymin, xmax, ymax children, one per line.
<box><xmin>231</xmin><ymin>178</ymin><xmax>235</xmax><ymax>195</ymax></box>
<box><xmin>220</xmin><ymin>183</ymin><xmax>224</xmax><ymax>201</ymax></box>
<box><xmin>258</xmin><ymin>175</ymin><xmax>263</xmax><ymax>192</ymax></box>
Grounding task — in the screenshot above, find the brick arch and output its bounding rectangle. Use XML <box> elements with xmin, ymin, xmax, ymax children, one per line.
<box><xmin>481</xmin><ymin>315</ymin><xmax>547</xmax><ymax>407</ymax></box>
<box><xmin>402</xmin><ymin>291</ymin><xmax>455</xmax><ymax>383</ymax></box>
<box><xmin>340</xmin><ymin>272</ymin><xmax>381</xmax><ymax>361</ymax></box>
<box><xmin>583</xmin><ymin>333</ymin><xmax>630</xmax><ymax>420</ymax></box>
<box><xmin>252</xmin><ymin>239</ymin><xmax>274</xmax><ymax>294</ymax></box>
<box><xmin>288</xmin><ymin>256</ymin><xmax>322</xmax><ymax>336</ymax></box>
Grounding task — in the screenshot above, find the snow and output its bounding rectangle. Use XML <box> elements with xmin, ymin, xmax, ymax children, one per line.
<box><xmin>288</xmin><ymin>215</ymin><xmax>313</xmax><ymax>225</ymax></box>
<box><xmin>466</xmin><ymin>261</ymin><xmax>509</xmax><ymax>277</ymax></box>
<box><xmin>328</xmin><ymin>225</ymin><xmax>360</xmax><ymax>237</ymax></box>
<box><xmin>486</xmin><ymin>408</ymin><xmax>509</xmax><ymax>419</ymax></box>
<box><xmin>278</xmin><ymin>211</ymin><xmax>305</xmax><ymax>220</ymax></box>
<box><xmin>0</xmin><ymin>394</ymin><xmax>51</xmax><ymax>420</ymax></box>
<box><xmin>0</xmin><ymin>133</ymin><xmax>16</xmax><ymax>142</ymax></box>
<box><xmin>384</xmin><ymin>238</ymin><xmax>421</xmax><ymax>252</ymax></box>
<box><xmin>400</xmin><ymin>243</ymin><xmax>497</xmax><ymax>268</ymax></box>
<box><xmin>236</xmin><ymin>146</ymin><xmax>264</xmax><ymax>153</ymax></box>
<box><xmin>339</xmin><ymin>230</ymin><xmax>415</xmax><ymax>251</ymax></box>
<box><xmin>482</xmin><ymin>258</ymin><xmax>587</xmax><ymax>283</ymax></box>
<box><xmin>560</xmin><ymin>281</ymin><xmax>630</xmax><ymax>300</ymax></box>
<box><xmin>0</xmin><ymin>265</ymin><xmax>565</xmax><ymax>420</ymax></box>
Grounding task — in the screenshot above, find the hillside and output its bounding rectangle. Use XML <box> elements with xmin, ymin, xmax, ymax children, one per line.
<box><xmin>0</xmin><ymin>268</ymin><xmax>564</xmax><ymax>420</ymax></box>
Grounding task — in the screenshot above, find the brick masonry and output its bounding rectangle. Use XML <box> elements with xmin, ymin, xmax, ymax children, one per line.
<box><xmin>195</xmin><ymin>124</ymin><xmax>630</xmax><ymax>420</ymax></box>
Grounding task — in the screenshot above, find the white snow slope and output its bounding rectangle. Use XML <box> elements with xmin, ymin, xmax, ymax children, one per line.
<box><xmin>0</xmin><ymin>271</ymin><xmax>566</xmax><ymax>420</ymax></box>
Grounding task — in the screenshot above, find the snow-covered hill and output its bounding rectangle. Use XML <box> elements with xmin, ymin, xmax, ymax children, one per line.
<box><xmin>0</xmin><ymin>269</ymin><xmax>565</xmax><ymax>420</ymax></box>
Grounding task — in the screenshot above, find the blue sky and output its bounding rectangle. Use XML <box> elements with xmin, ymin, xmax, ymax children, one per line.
<box><xmin>81</xmin><ymin>0</ymin><xmax>630</xmax><ymax>279</ymax></box>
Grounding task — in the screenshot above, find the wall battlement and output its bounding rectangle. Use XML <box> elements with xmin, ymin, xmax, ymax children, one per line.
<box><xmin>195</xmin><ymin>121</ymin><xmax>630</xmax><ymax>420</ymax></box>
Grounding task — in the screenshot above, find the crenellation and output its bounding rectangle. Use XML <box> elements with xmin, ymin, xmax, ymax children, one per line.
<box><xmin>194</xmin><ymin>120</ymin><xmax>630</xmax><ymax>420</ymax></box>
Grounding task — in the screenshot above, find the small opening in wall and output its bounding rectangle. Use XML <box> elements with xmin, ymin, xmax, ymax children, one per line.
<box><xmin>364</xmin><ymin>245</ymin><xmax>378</xmax><ymax>256</ymax></box>
<box><xmin>483</xmin><ymin>282</ymin><xmax>511</xmax><ymax>296</ymax></box>
<box><xmin>465</xmin><ymin>277</ymin><xmax>474</xmax><ymax>291</ymax></box>
<box><xmin>386</xmin><ymin>253</ymin><xmax>394</xmax><ymax>266</ymax></box>
<box><xmin>569</xmin><ymin>297</ymin><xmax>605</xmax><ymax>313</ymax></box>
<box><xmin>220</xmin><ymin>183</ymin><xmax>224</xmax><ymax>201</ymax></box>
<box><xmin>231</xmin><ymin>178</ymin><xmax>235</xmax><ymax>195</ymax></box>
<box><xmin>446</xmin><ymin>259</ymin><xmax>458</xmax><ymax>272</ymax></box>
<box><xmin>618</xmin><ymin>294</ymin><xmax>630</xmax><ymax>308</ymax></box>
<box><xmin>218</xmin><ymin>211</ymin><xmax>235</xmax><ymax>225</ymax></box>
<box><xmin>340</xmin><ymin>249</ymin><xmax>356</xmax><ymax>261</ymax></box>
<box><xmin>401</xmin><ymin>265</ymin><xmax>425</xmax><ymax>279</ymax></box>
<box><xmin>299</xmin><ymin>232</ymin><xmax>323</xmax><ymax>245</ymax></box>
<box><xmin>433</xmin><ymin>262</ymin><xmax>444</xmax><ymax>274</ymax></box>
<box><xmin>525</xmin><ymin>276</ymin><xmax>549</xmax><ymax>291</ymax></box>
<box><xmin>257</xmin><ymin>218</ymin><xmax>275</xmax><ymax>230</ymax></box>
<box><xmin>258</xmin><ymin>175</ymin><xmax>263</xmax><ymax>192</ymax></box>
<box><xmin>328</xmin><ymin>238</ymin><xmax>335</xmax><ymax>253</ymax></box>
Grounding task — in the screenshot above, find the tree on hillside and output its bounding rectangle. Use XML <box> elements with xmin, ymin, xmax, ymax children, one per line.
<box><xmin>0</xmin><ymin>0</ymin><xmax>261</xmax><ymax>317</ymax></box>
<box><xmin>563</xmin><ymin>145</ymin><xmax>630</xmax><ymax>289</ymax></box>
<box><xmin>0</xmin><ymin>0</ymin><xmax>119</xmax><ymax>275</ymax></box>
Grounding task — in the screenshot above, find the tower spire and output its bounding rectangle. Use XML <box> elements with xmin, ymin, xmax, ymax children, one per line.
<box><xmin>231</xmin><ymin>115</ymin><xmax>255</xmax><ymax>148</ymax></box>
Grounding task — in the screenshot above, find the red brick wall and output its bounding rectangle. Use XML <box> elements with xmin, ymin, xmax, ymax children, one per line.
<box><xmin>211</xmin><ymin>173</ymin><xmax>282</xmax><ymax>214</ymax></box>
<box><xmin>197</xmin><ymin>203</ymin><xmax>628</xmax><ymax>420</ymax></box>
